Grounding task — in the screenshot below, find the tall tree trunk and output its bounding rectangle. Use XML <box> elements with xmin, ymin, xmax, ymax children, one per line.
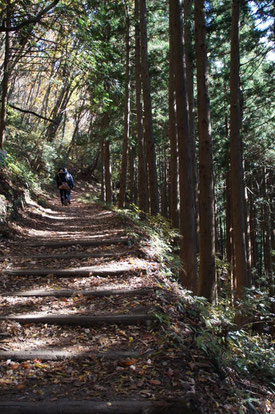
<box><xmin>104</xmin><ymin>140</ymin><xmax>112</xmax><ymax>204</ymax></box>
<box><xmin>219</xmin><ymin>217</ymin><xmax>224</xmax><ymax>259</ymax></box>
<box><xmin>244</xmin><ymin>182</ymin><xmax>252</xmax><ymax>274</ymax></box>
<box><xmin>225</xmin><ymin>164</ymin><xmax>233</xmax><ymax>266</ymax></box>
<box><xmin>161</xmin><ymin>150</ymin><xmax>168</xmax><ymax>218</ymax></box>
<box><xmin>135</xmin><ymin>0</ymin><xmax>148</xmax><ymax>213</ymax></box>
<box><xmin>229</xmin><ymin>0</ymin><xmax>250</xmax><ymax>302</ymax></box>
<box><xmin>100</xmin><ymin>139</ymin><xmax>105</xmax><ymax>202</ymax></box>
<box><xmin>0</xmin><ymin>0</ymin><xmax>11</xmax><ymax>149</ymax></box>
<box><xmin>168</xmin><ymin>11</ymin><xmax>178</xmax><ymax>228</ymax></box>
<box><xmin>249</xmin><ymin>189</ymin><xmax>257</xmax><ymax>272</ymax></box>
<box><xmin>66</xmin><ymin>110</ymin><xmax>83</xmax><ymax>160</ymax></box>
<box><xmin>45</xmin><ymin>81</ymin><xmax>74</xmax><ymax>142</ymax></box>
<box><xmin>128</xmin><ymin>147</ymin><xmax>135</xmax><ymax>205</ymax></box>
<box><xmin>184</xmin><ymin>0</ymin><xmax>198</xmax><ymax>249</ymax></box>
<box><xmin>119</xmin><ymin>11</ymin><xmax>131</xmax><ymax>208</ymax></box>
<box><xmin>270</xmin><ymin>173</ymin><xmax>275</xmax><ymax>276</ymax></box>
<box><xmin>169</xmin><ymin>0</ymin><xmax>197</xmax><ymax>293</ymax></box>
<box><xmin>262</xmin><ymin>168</ymin><xmax>272</xmax><ymax>276</ymax></box>
<box><xmin>195</xmin><ymin>0</ymin><xmax>216</xmax><ymax>301</ymax></box>
<box><xmin>139</xmin><ymin>0</ymin><xmax>159</xmax><ymax>215</ymax></box>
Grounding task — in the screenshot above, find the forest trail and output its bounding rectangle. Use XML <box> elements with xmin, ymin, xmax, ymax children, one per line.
<box><xmin>0</xmin><ymin>186</ymin><xmax>269</xmax><ymax>413</ymax></box>
<box><xmin>0</xmin><ymin>186</ymin><xmax>191</xmax><ymax>413</ymax></box>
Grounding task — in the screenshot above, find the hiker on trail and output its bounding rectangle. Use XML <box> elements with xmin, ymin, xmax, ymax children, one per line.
<box><xmin>56</xmin><ymin>167</ymin><xmax>74</xmax><ymax>206</ymax></box>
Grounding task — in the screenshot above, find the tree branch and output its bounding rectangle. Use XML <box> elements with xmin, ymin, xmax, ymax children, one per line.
<box><xmin>6</xmin><ymin>102</ymin><xmax>56</xmax><ymax>123</ymax></box>
<box><xmin>0</xmin><ymin>0</ymin><xmax>60</xmax><ymax>32</ymax></box>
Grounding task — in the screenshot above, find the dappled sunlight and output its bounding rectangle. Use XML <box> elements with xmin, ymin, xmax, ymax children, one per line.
<box><xmin>4</xmin><ymin>258</ymin><xmax>149</xmax><ymax>275</ymax></box>
<box><xmin>22</xmin><ymin>228</ymin><xmax>126</xmax><ymax>239</ymax></box>
<box><xmin>96</xmin><ymin>210</ymin><xmax>114</xmax><ymax>217</ymax></box>
<box><xmin>0</xmin><ymin>320</ymin><xmax>149</xmax><ymax>362</ymax></box>
<box><xmin>34</xmin><ymin>213</ymin><xmax>76</xmax><ymax>220</ymax></box>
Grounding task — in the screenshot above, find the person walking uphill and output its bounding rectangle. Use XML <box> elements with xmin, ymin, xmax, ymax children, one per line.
<box><xmin>56</xmin><ymin>167</ymin><xmax>74</xmax><ymax>206</ymax></box>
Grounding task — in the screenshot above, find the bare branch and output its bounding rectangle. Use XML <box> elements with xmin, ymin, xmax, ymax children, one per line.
<box><xmin>0</xmin><ymin>0</ymin><xmax>60</xmax><ymax>32</ymax></box>
<box><xmin>6</xmin><ymin>102</ymin><xmax>56</xmax><ymax>123</ymax></box>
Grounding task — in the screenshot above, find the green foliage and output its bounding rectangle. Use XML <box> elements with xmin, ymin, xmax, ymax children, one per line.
<box><xmin>153</xmin><ymin>311</ymin><xmax>170</xmax><ymax>326</ymax></box>
<box><xmin>190</xmin><ymin>292</ymin><xmax>274</xmax><ymax>387</ymax></box>
<box><xmin>116</xmin><ymin>204</ymin><xmax>181</xmax><ymax>273</ymax></box>
<box><xmin>228</xmin><ymin>330</ymin><xmax>274</xmax><ymax>383</ymax></box>
<box><xmin>4</xmin><ymin>153</ymin><xmax>37</xmax><ymax>187</ymax></box>
<box><xmin>5</xmin><ymin>108</ymin><xmax>60</xmax><ymax>183</ymax></box>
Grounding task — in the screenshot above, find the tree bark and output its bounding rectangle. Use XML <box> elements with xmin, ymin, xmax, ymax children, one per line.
<box><xmin>45</xmin><ymin>80</ymin><xmax>73</xmax><ymax>142</ymax></box>
<box><xmin>119</xmin><ymin>11</ymin><xmax>131</xmax><ymax>208</ymax></box>
<box><xmin>104</xmin><ymin>140</ymin><xmax>112</xmax><ymax>204</ymax></box>
<box><xmin>161</xmin><ymin>150</ymin><xmax>168</xmax><ymax>218</ymax></box>
<box><xmin>229</xmin><ymin>0</ymin><xmax>250</xmax><ymax>301</ymax></box>
<box><xmin>135</xmin><ymin>0</ymin><xmax>148</xmax><ymax>213</ymax></box>
<box><xmin>262</xmin><ymin>168</ymin><xmax>272</xmax><ymax>276</ymax></box>
<box><xmin>168</xmin><ymin>11</ymin><xmax>178</xmax><ymax>228</ymax></box>
<box><xmin>195</xmin><ymin>0</ymin><xmax>216</xmax><ymax>302</ymax></box>
<box><xmin>184</xmin><ymin>0</ymin><xmax>198</xmax><ymax>249</ymax></box>
<box><xmin>0</xmin><ymin>0</ymin><xmax>11</xmax><ymax>149</ymax></box>
<box><xmin>169</xmin><ymin>0</ymin><xmax>197</xmax><ymax>293</ymax></box>
<box><xmin>100</xmin><ymin>139</ymin><xmax>105</xmax><ymax>201</ymax></box>
<box><xmin>66</xmin><ymin>110</ymin><xmax>83</xmax><ymax>160</ymax></box>
<box><xmin>249</xmin><ymin>188</ymin><xmax>257</xmax><ymax>272</ymax></box>
<box><xmin>139</xmin><ymin>0</ymin><xmax>159</xmax><ymax>215</ymax></box>
<box><xmin>128</xmin><ymin>147</ymin><xmax>136</xmax><ymax>205</ymax></box>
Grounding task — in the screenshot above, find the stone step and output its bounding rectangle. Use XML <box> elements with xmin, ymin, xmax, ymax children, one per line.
<box><xmin>3</xmin><ymin>287</ymin><xmax>155</xmax><ymax>298</ymax></box>
<box><xmin>0</xmin><ymin>349</ymin><xmax>145</xmax><ymax>361</ymax></box>
<box><xmin>8</xmin><ymin>252</ymin><xmax>127</xmax><ymax>260</ymax></box>
<box><xmin>3</xmin><ymin>263</ymin><xmax>146</xmax><ymax>277</ymax></box>
<box><xmin>0</xmin><ymin>400</ymin><xmax>194</xmax><ymax>414</ymax></box>
<box><xmin>23</xmin><ymin>238</ymin><xmax>130</xmax><ymax>248</ymax></box>
<box><xmin>0</xmin><ymin>312</ymin><xmax>154</xmax><ymax>327</ymax></box>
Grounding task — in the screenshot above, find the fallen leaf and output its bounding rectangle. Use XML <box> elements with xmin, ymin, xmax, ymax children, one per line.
<box><xmin>150</xmin><ymin>379</ymin><xmax>161</xmax><ymax>385</ymax></box>
<box><xmin>120</xmin><ymin>359</ymin><xmax>138</xmax><ymax>366</ymax></box>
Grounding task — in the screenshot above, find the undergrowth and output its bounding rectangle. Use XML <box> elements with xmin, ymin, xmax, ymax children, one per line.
<box><xmin>113</xmin><ymin>203</ymin><xmax>274</xmax><ymax>409</ymax></box>
<box><xmin>115</xmin><ymin>203</ymin><xmax>182</xmax><ymax>274</ymax></box>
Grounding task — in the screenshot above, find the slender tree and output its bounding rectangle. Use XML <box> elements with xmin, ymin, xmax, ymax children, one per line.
<box><xmin>229</xmin><ymin>0</ymin><xmax>250</xmax><ymax>301</ymax></box>
<box><xmin>119</xmin><ymin>8</ymin><xmax>131</xmax><ymax>208</ymax></box>
<box><xmin>184</xmin><ymin>0</ymin><xmax>198</xmax><ymax>246</ymax></box>
<box><xmin>168</xmin><ymin>9</ymin><xmax>178</xmax><ymax>228</ymax></box>
<box><xmin>0</xmin><ymin>0</ymin><xmax>11</xmax><ymax>149</ymax></box>
<box><xmin>135</xmin><ymin>0</ymin><xmax>148</xmax><ymax>213</ymax></box>
<box><xmin>169</xmin><ymin>0</ymin><xmax>197</xmax><ymax>293</ymax></box>
<box><xmin>139</xmin><ymin>0</ymin><xmax>159</xmax><ymax>215</ymax></box>
<box><xmin>104</xmin><ymin>139</ymin><xmax>112</xmax><ymax>204</ymax></box>
<box><xmin>195</xmin><ymin>0</ymin><xmax>216</xmax><ymax>301</ymax></box>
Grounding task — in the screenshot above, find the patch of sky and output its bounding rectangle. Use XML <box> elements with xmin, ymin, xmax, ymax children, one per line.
<box><xmin>249</xmin><ymin>1</ymin><xmax>274</xmax><ymax>62</ymax></box>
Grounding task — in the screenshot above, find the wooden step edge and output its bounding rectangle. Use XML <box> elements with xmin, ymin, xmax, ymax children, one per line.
<box><xmin>7</xmin><ymin>252</ymin><xmax>126</xmax><ymax>260</ymax></box>
<box><xmin>0</xmin><ymin>313</ymin><xmax>155</xmax><ymax>326</ymax></box>
<box><xmin>0</xmin><ymin>349</ymin><xmax>148</xmax><ymax>361</ymax></box>
<box><xmin>3</xmin><ymin>266</ymin><xmax>147</xmax><ymax>277</ymax></box>
<box><xmin>2</xmin><ymin>287</ymin><xmax>156</xmax><ymax>298</ymax></box>
<box><xmin>22</xmin><ymin>238</ymin><xmax>131</xmax><ymax>248</ymax></box>
<box><xmin>0</xmin><ymin>400</ymin><xmax>194</xmax><ymax>414</ymax></box>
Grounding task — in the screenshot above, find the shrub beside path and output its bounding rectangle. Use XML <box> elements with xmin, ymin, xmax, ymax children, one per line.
<box><xmin>0</xmin><ymin>185</ymin><xmax>272</xmax><ymax>413</ymax></box>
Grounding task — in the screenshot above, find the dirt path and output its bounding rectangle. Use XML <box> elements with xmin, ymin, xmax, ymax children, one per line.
<box><xmin>0</xmin><ymin>188</ymin><xmax>187</xmax><ymax>413</ymax></box>
<box><xmin>0</xmin><ymin>187</ymin><xmax>271</xmax><ymax>413</ymax></box>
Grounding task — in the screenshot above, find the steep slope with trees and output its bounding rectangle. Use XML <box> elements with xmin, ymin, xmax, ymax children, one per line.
<box><xmin>0</xmin><ymin>0</ymin><xmax>274</xmax><ymax>411</ymax></box>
